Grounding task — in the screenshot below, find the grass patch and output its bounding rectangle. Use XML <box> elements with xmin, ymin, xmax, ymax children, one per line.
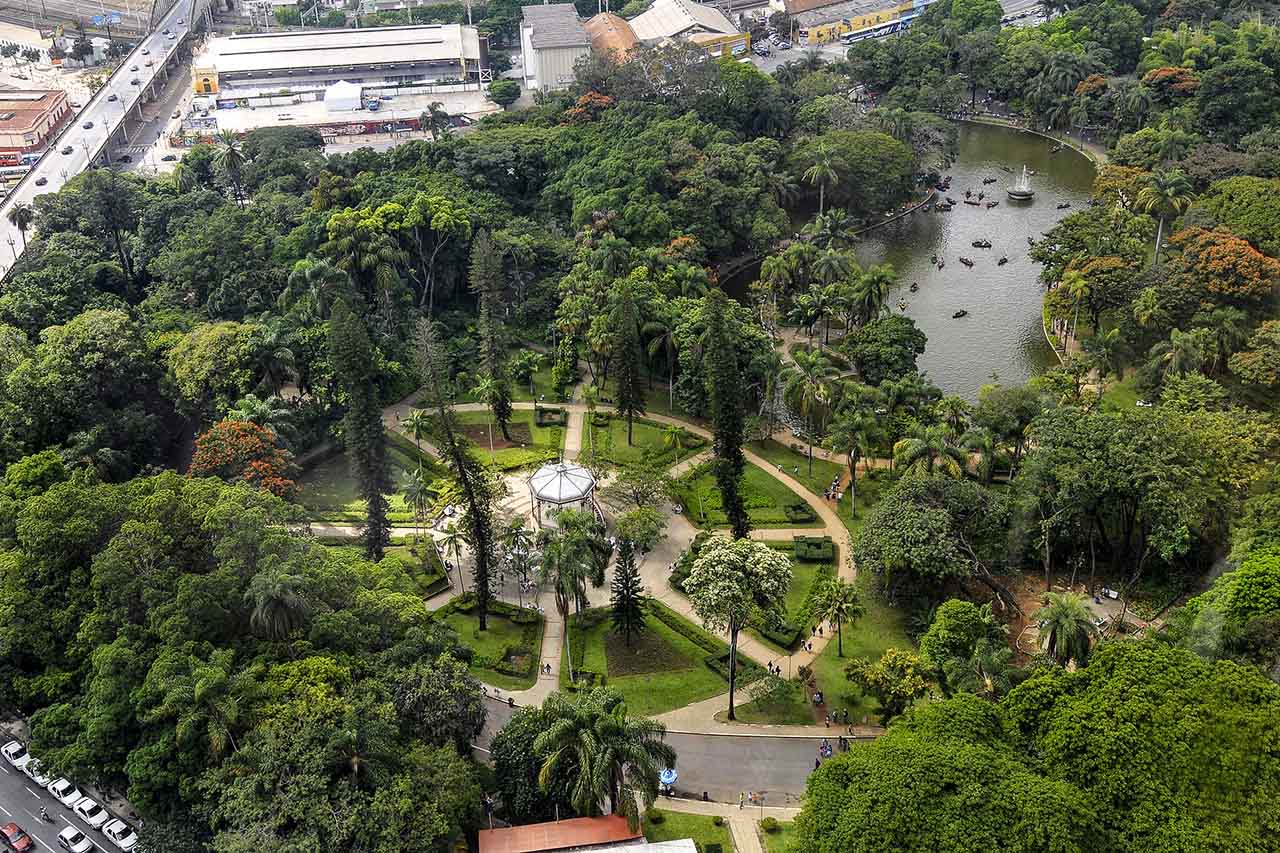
<box><xmin>644</xmin><ymin>811</ymin><xmax>734</xmax><ymax>851</ymax></box>
<box><xmin>1101</xmin><ymin>374</ymin><xmax>1140</xmax><ymax>411</ymax></box>
<box><xmin>746</xmin><ymin>543</ymin><xmax>832</xmax><ymax>654</ymax></box>
<box><xmin>748</xmin><ymin>439</ymin><xmax>845</xmax><ymax>500</ymax></box>
<box><xmin>298</xmin><ymin>437</ymin><xmax>442</xmax><ymax>523</ymax></box>
<box><xmin>562</xmin><ymin>605</ymin><xmax>742</xmax><ymax>717</ymax></box>
<box><xmin>584</xmin><ymin>416</ymin><xmax>704</xmax><ymax>467</ymax></box>
<box><xmin>440</xmin><ymin>608</ymin><xmax>544</xmax><ymax>691</ymax></box>
<box><xmin>427</xmin><ymin>409</ymin><xmax>565</xmax><ymax>471</ymax></box>
<box><xmin>674</xmin><ymin>463</ymin><xmax>823</xmax><ymax>530</ymax></box>
<box><xmin>722</xmin><ymin>680</ymin><xmax>816</xmax><ymax>725</ymax></box>
<box><xmin>509</xmin><ymin>366</ymin><xmax>558</xmax><ymax>403</ymax></box>
<box><xmin>761</xmin><ymin>821</ymin><xmax>797</xmax><ymax>853</ymax></box>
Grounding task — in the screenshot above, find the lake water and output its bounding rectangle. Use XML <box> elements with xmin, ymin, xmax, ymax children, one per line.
<box><xmin>854</xmin><ymin>122</ymin><xmax>1097</xmax><ymax>399</ymax></box>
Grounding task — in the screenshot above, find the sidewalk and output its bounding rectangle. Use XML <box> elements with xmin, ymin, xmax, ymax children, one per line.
<box><xmin>657</xmin><ymin>795</ymin><xmax>799</xmax><ymax>853</ymax></box>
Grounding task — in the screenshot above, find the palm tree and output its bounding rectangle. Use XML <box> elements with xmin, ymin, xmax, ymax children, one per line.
<box><xmin>251</xmin><ymin>321</ymin><xmax>296</xmax><ymax>397</ymax></box>
<box><xmin>893</xmin><ymin>423</ymin><xmax>966</xmax><ymax>477</ymax></box>
<box><xmin>404</xmin><ymin>408</ymin><xmax>433</xmax><ymax>456</ymax></box>
<box><xmin>805</xmin><ymin>282</ymin><xmax>839</xmax><ymax>344</ymax></box>
<box><xmin>943</xmin><ymin>637</ymin><xmax>1014</xmax><ymax>699</ymax></box>
<box><xmin>662</xmin><ymin>424</ymin><xmax>689</xmax><ymax>467</ymax></box>
<box><xmin>781</xmin><ymin>349</ymin><xmax>839</xmax><ymax>476</ymax></box>
<box><xmin>6</xmin><ymin>201</ymin><xmax>33</xmax><ymax>249</ymax></box>
<box><xmin>1149</xmin><ymin>328</ymin><xmax>1206</xmax><ymax>379</ymax></box>
<box><xmin>172</xmin><ymin>162</ymin><xmax>197</xmax><ymax>194</ymax></box>
<box><xmin>403</xmin><ymin>466</ymin><xmax>432</xmax><ymax>544</ymax></box>
<box><xmin>279</xmin><ymin>258</ymin><xmax>351</xmax><ymax>322</ymax></box>
<box><xmin>802</xmin><ymin>141</ymin><xmax>840</xmax><ymax>215</ymax></box>
<box><xmin>147</xmin><ymin>650</ymin><xmax>256</xmax><ymax>761</ymax></box>
<box><xmin>1082</xmin><ymin>328</ymin><xmax>1121</xmax><ymax>379</ymax></box>
<box><xmin>440</xmin><ymin>523</ymin><xmax>467</xmax><ymax>592</ymax></box>
<box><xmin>960</xmin><ymin>426</ymin><xmax>998</xmax><ymax>484</ymax></box>
<box><xmin>1202</xmin><ymin>307</ymin><xmax>1250</xmax><ymax>374</ymax></box>
<box><xmin>825</xmin><ymin>407</ymin><xmax>876</xmax><ymax>511</ymax></box>
<box><xmin>804</xmin><ymin>209</ymin><xmax>853</xmax><ymax>250</ymax></box>
<box><xmin>226</xmin><ymin>394</ymin><xmax>298</xmax><ymax>448</ymax></box>
<box><xmin>808</xmin><ymin>577</ymin><xmax>863</xmax><ymax>657</ymax></box>
<box><xmin>582</xmin><ymin>382</ymin><xmax>599</xmax><ymax>462</ymax></box>
<box><xmin>420</xmin><ymin>101</ymin><xmax>451</xmax><ymax>140</ymax></box>
<box><xmin>788</xmin><ymin>293</ymin><xmax>821</xmax><ymax>346</ymax></box>
<box><xmin>642</xmin><ymin>316</ymin><xmax>679</xmax><ymax>412</ymax></box>
<box><xmin>245</xmin><ymin>567</ymin><xmax>311</xmax><ymax>642</ymax></box>
<box><xmin>534</xmin><ymin>690</ymin><xmax>676</xmax><ymax>830</ymax></box>
<box><xmin>1136</xmin><ymin>169</ymin><xmax>1194</xmax><ymax>264</ymax></box>
<box><xmin>934</xmin><ymin>396</ymin><xmax>971</xmax><ymax>440</ymax></box>
<box><xmin>213</xmin><ymin>129</ymin><xmax>247</xmax><ymax>207</ymax></box>
<box><xmin>1062</xmin><ymin>268</ymin><xmax>1090</xmax><ymax>340</ymax></box>
<box><xmin>854</xmin><ymin>265</ymin><xmax>895</xmax><ymax>326</ymax></box>
<box><xmin>509</xmin><ymin>350</ymin><xmax>545</xmax><ymax>398</ymax></box>
<box><xmin>1033</xmin><ymin>592</ymin><xmax>1099</xmax><ymax>667</ymax></box>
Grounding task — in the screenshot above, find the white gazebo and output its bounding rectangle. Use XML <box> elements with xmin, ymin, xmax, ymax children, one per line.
<box><xmin>528</xmin><ymin>461</ymin><xmax>597</xmax><ymax>527</ymax></box>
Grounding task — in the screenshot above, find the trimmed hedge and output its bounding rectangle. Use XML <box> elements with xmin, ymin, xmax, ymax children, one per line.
<box><xmin>437</xmin><ymin>594</ymin><xmax>542</xmax><ymax>679</ymax></box>
<box><xmin>794</xmin><ymin>535</ymin><xmax>835</xmax><ymax>562</ymax></box>
<box><xmin>649</xmin><ymin>601</ymin><xmax>763</xmax><ymax>686</ymax></box>
<box><xmin>669</xmin><ymin>531</ymin><xmax>711</xmax><ymax>594</ymax></box>
<box><xmin>784</xmin><ymin>503</ymin><xmax>818</xmax><ymax>524</ymax></box>
<box><xmin>535</xmin><ymin>406</ymin><xmax>568</xmax><ymax>427</ymax></box>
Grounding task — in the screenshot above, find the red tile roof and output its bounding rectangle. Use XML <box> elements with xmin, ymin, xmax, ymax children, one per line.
<box><xmin>479</xmin><ymin>815</ymin><xmax>643</xmax><ymax>853</ymax></box>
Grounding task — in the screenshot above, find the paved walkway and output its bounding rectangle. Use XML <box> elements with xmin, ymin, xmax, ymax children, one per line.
<box><xmin>657</xmin><ymin>796</ymin><xmax>798</xmax><ymax>853</ymax></box>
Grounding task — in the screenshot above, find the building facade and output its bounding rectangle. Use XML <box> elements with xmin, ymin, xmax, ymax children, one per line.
<box><xmin>520</xmin><ymin>4</ymin><xmax>592</xmax><ymax>92</ymax></box>
<box><xmin>0</xmin><ymin>23</ymin><xmax>53</xmax><ymax>63</ymax></box>
<box><xmin>0</xmin><ymin>90</ymin><xmax>71</xmax><ymax>155</ymax></box>
<box><xmin>777</xmin><ymin>0</ymin><xmax>933</xmax><ymax>44</ymax></box>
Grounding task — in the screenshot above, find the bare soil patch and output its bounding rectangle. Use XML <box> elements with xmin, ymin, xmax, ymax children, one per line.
<box><xmin>604</xmin><ymin>627</ymin><xmax>696</xmax><ymax>677</ymax></box>
<box><xmin>460</xmin><ymin>420</ymin><xmax>532</xmax><ymax>450</ymax></box>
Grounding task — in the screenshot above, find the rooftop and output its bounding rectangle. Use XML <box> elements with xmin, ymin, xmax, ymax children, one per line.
<box><xmin>478</xmin><ymin>815</ymin><xmax>643</xmax><ymax>853</ymax></box>
<box><xmin>202</xmin><ymin>24</ymin><xmax>483</xmax><ymax>75</ymax></box>
<box><xmin>790</xmin><ymin>0</ymin><xmax>908</xmax><ymax>24</ymax></box>
<box><xmin>522</xmin><ymin>4</ymin><xmax>591</xmax><ymax>49</ymax></box>
<box><xmin>629</xmin><ymin>0</ymin><xmax>738</xmax><ymax>43</ymax></box>
<box><xmin>0</xmin><ymin>90</ymin><xmax>65</xmax><ymax>130</ymax></box>
<box><xmin>584</xmin><ymin>13</ymin><xmax>639</xmax><ymax>57</ymax></box>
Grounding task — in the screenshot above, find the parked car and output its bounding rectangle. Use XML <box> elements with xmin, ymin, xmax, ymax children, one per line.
<box><xmin>1</xmin><ymin>741</ymin><xmax>30</xmax><ymax>771</ymax></box>
<box><xmin>107</xmin><ymin>93</ymin><xmax>118</xmax><ymax>101</ymax></box>
<box><xmin>752</xmin><ymin>44</ymin><xmax>770</xmax><ymax>56</ymax></box>
<box><xmin>160</xmin><ymin>154</ymin><xmax>177</xmax><ymax>161</ymax></box>
<box><xmin>48</xmin><ymin>778</ymin><xmax>82</xmax><ymax>808</ymax></box>
<box><xmin>171</xmin><ymin>109</ymin><xmax>179</xmax><ymax>118</ymax></box>
<box><xmin>165</xmin><ymin>32</ymin><xmax>176</xmax><ymax>39</ymax></box>
<box><xmin>141</xmin><ymin>48</ymin><xmax>149</xmax><ymax>54</ymax></box>
<box><xmin>178</xmin><ymin>17</ymin><xmax>184</xmax><ymax>23</ymax></box>
<box><xmin>145</xmin><ymin>60</ymin><xmax>153</xmax><ymax>66</ymax></box>
<box><xmin>60</xmin><ymin>145</ymin><xmax>73</xmax><ymax>155</ymax></box>
<box><xmin>0</xmin><ymin>823</ymin><xmax>33</xmax><ymax>853</ymax></box>
<box><xmin>57</xmin><ymin>826</ymin><xmax>93</xmax><ymax>853</ymax></box>
<box><xmin>23</xmin><ymin>758</ymin><xmax>51</xmax><ymax>787</ymax></box>
<box><xmin>776</xmin><ymin>40</ymin><xmax>792</xmax><ymax>49</ymax></box>
<box><xmin>117</xmin><ymin>154</ymin><xmax>132</xmax><ymax>163</ymax></box>
<box><xmin>102</xmin><ymin>820</ymin><xmax>138</xmax><ymax>852</ymax></box>
<box><xmin>72</xmin><ymin>797</ymin><xmax>110</xmax><ymax>831</ymax></box>
<box><xmin>130</xmin><ymin>78</ymin><xmax>140</xmax><ymax>85</ymax></box>
<box><xmin>82</xmin><ymin>121</ymin><xmax>93</xmax><ymax>129</ymax></box>
<box><xmin>34</xmin><ymin>176</ymin><xmax>46</xmax><ymax>186</ymax></box>
<box><xmin>129</xmin><ymin>65</ymin><xmax>137</xmax><ymax>71</ymax></box>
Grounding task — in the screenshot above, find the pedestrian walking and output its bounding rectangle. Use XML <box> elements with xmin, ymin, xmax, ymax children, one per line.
<box><xmin>739</xmin><ymin>792</ymin><xmax>744</xmax><ymax>810</ymax></box>
<box><xmin>814</xmin><ymin>758</ymin><xmax>821</xmax><ymax>770</ymax></box>
<box><xmin>824</xmin><ymin>713</ymin><xmax>830</xmax><ymax>727</ymax></box>
<box><xmin>749</xmin><ymin>791</ymin><xmax>756</xmax><ymax>806</ymax></box>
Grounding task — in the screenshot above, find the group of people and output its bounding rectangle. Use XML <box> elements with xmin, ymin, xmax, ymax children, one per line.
<box><xmin>823</xmin><ymin>475</ymin><xmax>845</xmax><ymax>502</ymax></box>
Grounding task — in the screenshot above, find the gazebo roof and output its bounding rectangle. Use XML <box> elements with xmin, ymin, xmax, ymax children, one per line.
<box><xmin>528</xmin><ymin>462</ymin><xmax>596</xmax><ymax>505</ymax></box>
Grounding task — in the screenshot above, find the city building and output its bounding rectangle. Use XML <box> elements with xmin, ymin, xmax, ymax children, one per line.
<box><xmin>0</xmin><ymin>22</ymin><xmax>53</xmax><ymax>63</ymax></box>
<box><xmin>478</xmin><ymin>815</ymin><xmax>695</xmax><ymax>853</ymax></box>
<box><xmin>774</xmin><ymin>0</ymin><xmax>933</xmax><ymax>44</ymax></box>
<box><xmin>520</xmin><ymin>4</ymin><xmax>592</xmax><ymax>92</ymax></box>
<box><xmin>584</xmin><ymin>12</ymin><xmax>639</xmax><ymax>61</ymax></box>
<box><xmin>191</xmin><ymin>24</ymin><xmax>490</xmax><ymax>96</ymax></box>
<box><xmin>0</xmin><ymin>90</ymin><xmax>71</xmax><ymax>156</ymax></box>
<box><xmin>628</xmin><ymin>0</ymin><xmax>747</xmax><ymax>57</ymax></box>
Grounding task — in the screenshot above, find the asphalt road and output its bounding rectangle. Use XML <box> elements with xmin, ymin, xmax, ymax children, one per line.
<box><xmin>0</xmin><ymin>0</ymin><xmax>198</xmax><ymax>275</ymax></box>
<box><xmin>475</xmin><ymin>695</ymin><xmax>861</xmax><ymax>807</ymax></box>
<box><xmin>0</xmin><ymin>756</ymin><xmax>125</xmax><ymax>853</ymax></box>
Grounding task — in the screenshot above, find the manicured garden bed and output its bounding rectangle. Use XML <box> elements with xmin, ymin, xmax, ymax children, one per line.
<box><xmin>436</xmin><ymin>594</ymin><xmax>544</xmax><ymax>691</ymax></box>
<box><xmin>584</xmin><ymin>415</ymin><xmax>704</xmax><ymax>467</ymax></box>
<box><xmin>748</xmin><ymin>438</ymin><xmax>847</xmax><ymax>500</ymax></box>
<box><xmin>644</xmin><ymin>810</ymin><xmax>734</xmax><ymax>852</ymax></box>
<box><xmin>425</xmin><ymin>409</ymin><xmax>565</xmax><ymax>471</ymax></box>
<box><xmin>673</xmin><ymin>463</ymin><xmax>823</xmax><ymax>529</ymax></box>
<box><xmin>747</xmin><ymin>542</ymin><xmax>835</xmax><ymax>653</ymax></box>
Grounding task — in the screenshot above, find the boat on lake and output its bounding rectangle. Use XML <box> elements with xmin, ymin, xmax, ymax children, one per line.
<box><xmin>953</xmin><ymin>309</ymin><xmax>969</xmax><ymax>318</ymax></box>
<box><xmin>998</xmin><ymin>256</ymin><xmax>1009</xmax><ymax>266</ymax></box>
<box><xmin>959</xmin><ymin>257</ymin><xmax>975</xmax><ymax>267</ymax></box>
<box><xmin>972</xmin><ymin>239</ymin><xmax>992</xmax><ymax>249</ymax></box>
<box><xmin>986</xmin><ymin>200</ymin><xmax>999</xmax><ymax>209</ymax></box>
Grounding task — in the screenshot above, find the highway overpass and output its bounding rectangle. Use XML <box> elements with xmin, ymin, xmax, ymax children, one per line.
<box><xmin>0</xmin><ymin>0</ymin><xmax>212</xmax><ymax>276</ymax></box>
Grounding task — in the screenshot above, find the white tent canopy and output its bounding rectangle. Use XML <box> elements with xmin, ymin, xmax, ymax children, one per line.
<box><xmin>324</xmin><ymin>79</ymin><xmax>363</xmax><ymax>112</ymax></box>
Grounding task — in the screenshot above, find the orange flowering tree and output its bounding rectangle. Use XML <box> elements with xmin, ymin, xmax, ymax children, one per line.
<box><xmin>190</xmin><ymin>419</ymin><xmax>298</xmax><ymax>498</ymax></box>
<box><xmin>1168</xmin><ymin>226</ymin><xmax>1280</xmax><ymax>307</ymax></box>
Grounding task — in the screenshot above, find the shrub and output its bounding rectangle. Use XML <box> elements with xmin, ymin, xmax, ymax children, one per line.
<box><xmin>712</xmin><ymin>815</ymin><xmax>724</xmax><ymax>826</ymax></box>
<box><xmin>784</xmin><ymin>503</ymin><xmax>818</xmax><ymax>524</ymax></box>
<box><xmin>760</xmin><ymin>817</ymin><xmax>780</xmax><ymax>833</ymax></box>
<box><xmin>534</xmin><ymin>406</ymin><xmax>568</xmax><ymax>427</ymax></box>
<box><xmin>794</xmin><ymin>535</ymin><xmax>835</xmax><ymax>562</ymax></box>
<box><xmin>646</xmin><ymin>808</ymin><xmax>665</xmax><ymax>824</ymax></box>
<box><xmin>705</xmin><ymin>844</ymin><xmax>723</xmax><ymax>853</ymax></box>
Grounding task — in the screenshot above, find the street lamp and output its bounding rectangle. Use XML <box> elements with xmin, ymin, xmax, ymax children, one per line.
<box><xmin>6</xmin><ymin>236</ymin><xmax>15</xmax><ymax>260</ymax></box>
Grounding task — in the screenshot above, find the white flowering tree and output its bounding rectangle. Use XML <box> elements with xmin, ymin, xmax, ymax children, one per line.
<box><xmin>684</xmin><ymin>537</ymin><xmax>792</xmax><ymax>721</ymax></box>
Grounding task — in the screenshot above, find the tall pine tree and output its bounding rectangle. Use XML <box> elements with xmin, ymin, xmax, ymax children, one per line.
<box><xmin>469</xmin><ymin>230</ymin><xmax>514</xmax><ymax>441</ymax></box>
<box><xmin>328</xmin><ymin>300</ymin><xmax>391</xmax><ymax>559</ymax></box>
<box><xmin>415</xmin><ymin>318</ymin><xmax>500</xmax><ymax>629</ymax></box>
<box><xmin>610</xmin><ymin>539</ymin><xmax>646</xmax><ymax>649</ymax></box>
<box><xmin>704</xmin><ymin>289</ymin><xmax>751</xmax><ymax>540</ymax></box>
<box><xmin>612</xmin><ymin>279</ymin><xmax>646</xmax><ymax>445</ymax></box>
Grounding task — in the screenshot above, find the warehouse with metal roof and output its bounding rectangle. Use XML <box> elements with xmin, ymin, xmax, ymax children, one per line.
<box><xmin>520</xmin><ymin>4</ymin><xmax>592</xmax><ymax>92</ymax></box>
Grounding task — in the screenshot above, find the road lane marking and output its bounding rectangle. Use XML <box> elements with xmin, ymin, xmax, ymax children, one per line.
<box><xmin>0</xmin><ymin>802</ymin><xmax>9</xmax><ymax>815</ymax></box>
<box><xmin>25</xmin><ymin>786</ymin><xmax>40</xmax><ymax>797</ymax></box>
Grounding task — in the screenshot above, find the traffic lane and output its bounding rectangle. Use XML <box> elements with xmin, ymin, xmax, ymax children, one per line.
<box><xmin>0</xmin><ymin>759</ymin><xmax>113</xmax><ymax>853</ymax></box>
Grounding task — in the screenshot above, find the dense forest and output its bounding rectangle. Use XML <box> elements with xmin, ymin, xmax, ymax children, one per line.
<box><xmin>1</xmin><ymin>0</ymin><xmax>1280</xmax><ymax>847</ymax></box>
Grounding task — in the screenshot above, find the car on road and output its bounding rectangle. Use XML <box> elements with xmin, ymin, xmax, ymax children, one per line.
<box><xmin>48</xmin><ymin>778</ymin><xmax>82</xmax><ymax>808</ymax></box>
<box><xmin>60</xmin><ymin>145</ymin><xmax>73</xmax><ymax>155</ymax></box>
<box><xmin>72</xmin><ymin>796</ymin><xmax>110</xmax><ymax>830</ymax></box>
<box><xmin>23</xmin><ymin>757</ymin><xmax>52</xmax><ymax>787</ymax></box>
<box><xmin>171</xmin><ymin>109</ymin><xmax>180</xmax><ymax>118</ymax></box>
<box><xmin>161</xmin><ymin>28</ymin><xmax>170</xmax><ymax>34</ymax></box>
<box><xmin>0</xmin><ymin>823</ymin><xmax>33</xmax><ymax>853</ymax></box>
<box><xmin>57</xmin><ymin>826</ymin><xmax>94</xmax><ymax>853</ymax></box>
<box><xmin>117</xmin><ymin>154</ymin><xmax>132</xmax><ymax>163</ymax></box>
<box><xmin>82</xmin><ymin>121</ymin><xmax>93</xmax><ymax>129</ymax></box>
<box><xmin>161</xmin><ymin>154</ymin><xmax>177</xmax><ymax>161</ymax></box>
<box><xmin>129</xmin><ymin>65</ymin><xmax>138</xmax><ymax>71</ymax></box>
<box><xmin>752</xmin><ymin>44</ymin><xmax>770</xmax><ymax>56</ymax></box>
<box><xmin>1</xmin><ymin>740</ymin><xmax>30</xmax><ymax>770</ymax></box>
<box><xmin>178</xmin><ymin>17</ymin><xmax>185</xmax><ymax>23</ymax></box>
<box><xmin>145</xmin><ymin>60</ymin><xmax>153</xmax><ymax>66</ymax></box>
<box><xmin>13</xmin><ymin>73</ymin><xmax>26</xmax><ymax>80</ymax></box>
<box><xmin>102</xmin><ymin>820</ymin><xmax>138</xmax><ymax>851</ymax></box>
<box><xmin>34</xmin><ymin>176</ymin><xmax>46</xmax><ymax>186</ymax></box>
<box><xmin>107</xmin><ymin>93</ymin><xmax>118</xmax><ymax>101</ymax></box>
<box><xmin>166</xmin><ymin>32</ymin><xmax>176</xmax><ymax>39</ymax></box>
<box><xmin>130</xmin><ymin>78</ymin><xmax>141</xmax><ymax>85</ymax></box>
<box><xmin>141</xmin><ymin>48</ymin><xmax>149</xmax><ymax>54</ymax></box>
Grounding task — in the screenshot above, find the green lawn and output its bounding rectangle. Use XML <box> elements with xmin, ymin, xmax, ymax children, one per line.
<box><xmin>509</xmin><ymin>366</ymin><xmax>558</xmax><ymax>402</ymax></box>
<box><xmin>561</xmin><ymin>606</ymin><xmax>738</xmax><ymax>716</ymax></box>
<box><xmin>440</xmin><ymin>609</ymin><xmax>544</xmax><ymax>691</ymax></box>
<box><xmin>748</xmin><ymin>439</ymin><xmax>846</xmax><ymax>499</ymax></box>
<box><xmin>298</xmin><ymin>438</ymin><xmax>440</xmax><ymax>523</ymax></box>
<box><xmin>1101</xmin><ymin>375</ymin><xmax>1140</xmax><ymax>411</ymax></box>
<box><xmin>644</xmin><ymin>810</ymin><xmax>735</xmax><ymax>851</ymax></box>
<box><xmin>760</xmin><ymin>821</ymin><xmax>797</xmax><ymax>853</ymax></box>
<box><xmin>723</xmin><ymin>680</ymin><xmax>817</xmax><ymax>725</ymax></box>
<box><xmin>746</xmin><ymin>543</ymin><xmax>832</xmax><ymax>655</ymax></box>
<box><xmin>584</xmin><ymin>416</ymin><xmax>704</xmax><ymax>467</ymax></box>
<box><xmin>675</xmin><ymin>463</ymin><xmax>823</xmax><ymax>530</ymax></box>
<box><xmin>440</xmin><ymin>409</ymin><xmax>565</xmax><ymax>470</ymax></box>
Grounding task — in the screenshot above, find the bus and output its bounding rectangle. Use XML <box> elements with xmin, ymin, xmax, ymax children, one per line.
<box><xmin>840</xmin><ymin>16</ymin><xmax>916</xmax><ymax>45</ymax></box>
<box><xmin>0</xmin><ymin>165</ymin><xmax>30</xmax><ymax>180</ymax></box>
<box><xmin>21</xmin><ymin>152</ymin><xmax>40</xmax><ymax>166</ymax></box>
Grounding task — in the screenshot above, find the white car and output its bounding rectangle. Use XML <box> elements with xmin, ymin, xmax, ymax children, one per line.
<box><xmin>72</xmin><ymin>796</ymin><xmax>110</xmax><ymax>830</ymax></box>
<box><xmin>0</xmin><ymin>740</ymin><xmax>30</xmax><ymax>770</ymax></box>
<box><xmin>48</xmin><ymin>778</ymin><xmax>82</xmax><ymax>808</ymax></box>
<box><xmin>102</xmin><ymin>819</ymin><xmax>138</xmax><ymax>851</ymax></box>
<box><xmin>22</xmin><ymin>757</ymin><xmax>51</xmax><ymax>786</ymax></box>
<box><xmin>57</xmin><ymin>826</ymin><xmax>94</xmax><ymax>853</ymax></box>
